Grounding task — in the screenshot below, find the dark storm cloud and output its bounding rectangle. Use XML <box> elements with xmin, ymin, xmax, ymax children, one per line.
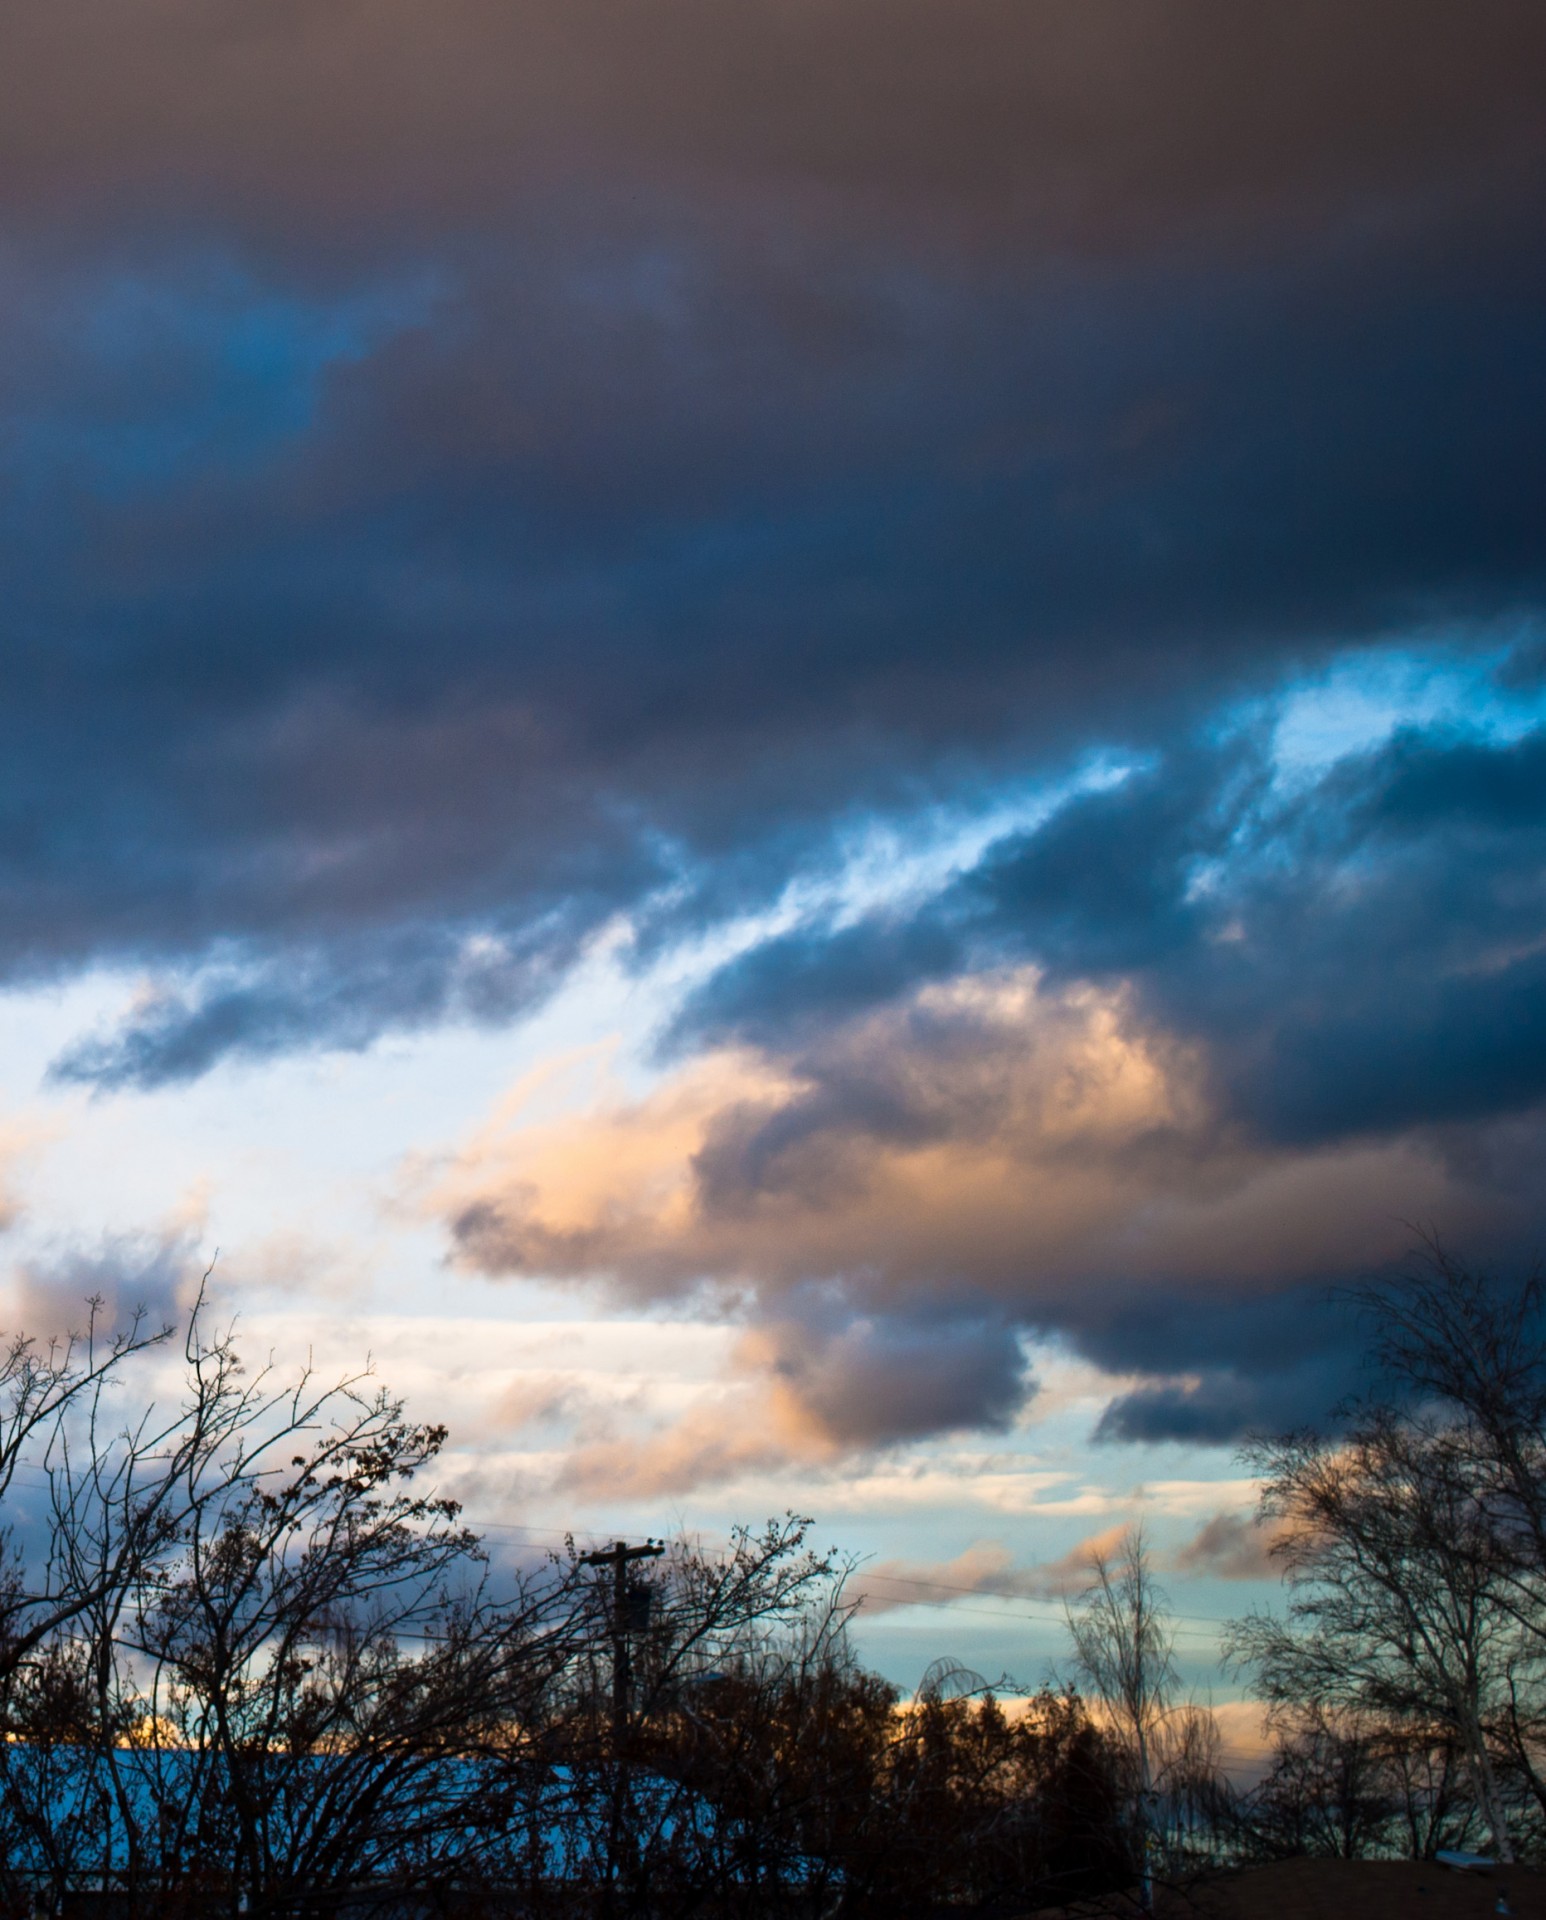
<box><xmin>47</xmin><ymin>922</ymin><xmax>579</xmax><ymax>1089</ymax></box>
<box><xmin>754</xmin><ymin>1294</ymin><xmax>1032</xmax><ymax>1448</ymax></box>
<box><xmin>1088</xmin><ymin>1288</ymin><xmax>1368</xmax><ymax>1445</ymax></box>
<box><xmin>1173</xmin><ymin>724</ymin><xmax>1546</xmax><ymax>1145</ymax></box>
<box><xmin>661</xmin><ymin>920</ymin><xmax>967</xmax><ymax>1057</ymax></box>
<box><xmin>680</xmin><ymin>716</ymin><xmax>1546</xmax><ymax>1155</ymax></box>
<box><xmin>0</xmin><ymin>3</ymin><xmax>1536</xmax><ymax>1089</ymax></box>
<box><xmin>11</xmin><ymin>226</ymin><xmax>1543</xmax><ymax>1088</ymax></box>
<box><xmin>3</xmin><ymin>1</ymin><xmax>1541</xmax><ymax>249</ymax></box>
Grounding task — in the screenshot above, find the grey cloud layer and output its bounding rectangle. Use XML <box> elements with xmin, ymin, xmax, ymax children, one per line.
<box><xmin>5</xmin><ymin>2</ymin><xmax>1541</xmax><ymax>247</ymax></box>
<box><xmin>0</xmin><ymin>4</ymin><xmax>1538</xmax><ymax>1085</ymax></box>
<box><xmin>1</xmin><ymin>3</ymin><xmax>1543</xmax><ymax>1455</ymax></box>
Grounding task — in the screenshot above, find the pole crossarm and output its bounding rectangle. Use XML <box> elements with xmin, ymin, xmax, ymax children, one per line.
<box><xmin>577</xmin><ymin>1541</ymin><xmax>665</xmax><ymax>1738</ymax></box>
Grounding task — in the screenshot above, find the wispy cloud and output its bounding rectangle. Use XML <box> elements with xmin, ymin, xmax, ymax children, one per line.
<box><xmin>858</xmin><ymin>1528</ymin><xmax>1133</xmax><ymax>1616</ymax></box>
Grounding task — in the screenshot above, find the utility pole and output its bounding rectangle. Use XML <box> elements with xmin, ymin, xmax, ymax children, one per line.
<box><xmin>578</xmin><ymin>1539</ymin><xmax>664</xmax><ymax>1742</ymax></box>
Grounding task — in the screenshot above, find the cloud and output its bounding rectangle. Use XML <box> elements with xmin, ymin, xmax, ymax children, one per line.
<box><xmin>994</xmin><ymin>721</ymin><xmax>1546</xmax><ymax>1151</ymax></box>
<box><xmin>1095</xmin><ymin>1374</ymin><xmax>1330</xmax><ymax>1449</ymax></box>
<box><xmin>430</xmin><ymin>700</ymin><xmax>1546</xmax><ymax>1454</ymax></box>
<box><xmin>0</xmin><ymin>0</ymin><xmax>1541</xmax><ymax>1479</ymax></box>
<box><xmin>435</xmin><ymin>952</ymin><xmax>1518</xmax><ymax>1454</ymax></box>
<box><xmin>634</xmin><ymin>717</ymin><xmax>1546</xmax><ymax>1438</ymax></box>
<box><xmin>438</xmin><ymin>965</ymin><xmax>1496</xmax><ymax>1302</ymax></box>
<box><xmin>0</xmin><ymin>5</ymin><xmax>1531</xmax><ymax>1088</ymax></box>
<box><xmin>739</xmin><ymin>1305</ymin><xmax>1029</xmax><ymax>1448</ymax></box>
<box><xmin>548</xmin><ymin>1302</ymin><xmax>1030</xmax><ymax>1498</ymax></box>
<box><xmin>4</xmin><ymin>2</ymin><xmax>1541</xmax><ymax>252</ymax></box>
<box><xmin>4</xmin><ymin>1226</ymin><xmax>209</xmax><ymax>1346</ymax></box>
<box><xmin>0</xmin><ymin>1118</ymin><xmax>54</xmax><ymax>1238</ymax></box>
<box><xmin>439</xmin><ymin>971</ymin><xmax>1213</xmax><ymax>1300</ymax></box>
<box><xmin>556</xmin><ymin>1397</ymin><xmax>807</xmax><ymax>1502</ymax></box>
<box><xmin>49</xmin><ymin>925</ymin><xmax>578</xmax><ymax>1089</ymax></box>
<box><xmin>211</xmin><ymin>1227</ymin><xmax>377</xmax><ymax>1304</ymax></box>
<box><xmin>859</xmin><ymin>1527</ymin><xmax>1131</xmax><ymax>1615</ymax></box>
<box><xmin>489</xmin><ymin>1374</ymin><xmax>597</xmax><ymax>1435</ymax></box>
<box><xmin>1171</xmin><ymin>1509</ymin><xmax>1293</xmax><ymax>1584</ymax></box>
<box><xmin>659</xmin><ymin>713</ymin><xmax>1546</xmax><ymax>1187</ymax></box>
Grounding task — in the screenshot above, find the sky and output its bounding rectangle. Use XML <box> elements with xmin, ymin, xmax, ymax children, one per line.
<box><xmin>1</xmin><ymin>0</ymin><xmax>1544</xmax><ymax>1764</ymax></box>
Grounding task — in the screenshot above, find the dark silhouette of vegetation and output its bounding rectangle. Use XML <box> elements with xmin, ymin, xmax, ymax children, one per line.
<box><xmin>1243</xmin><ymin>1710</ymin><xmax>1480</xmax><ymax>1863</ymax></box>
<box><xmin>0</xmin><ymin>1287</ymin><xmax>1133</xmax><ymax>1917</ymax></box>
<box><xmin>1227</xmin><ymin>1241</ymin><xmax>1546</xmax><ymax>1867</ymax></box>
<box><xmin>1064</xmin><ymin>1524</ymin><xmax>1179</xmax><ymax>1911</ymax></box>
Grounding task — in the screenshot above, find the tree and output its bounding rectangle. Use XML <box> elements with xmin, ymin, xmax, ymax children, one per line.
<box><xmin>0</xmin><ymin>1288</ymin><xmax>591</xmax><ymax>1914</ymax></box>
<box><xmin>0</xmin><ymin>1282</ymin><xmax>1148</xmax><ymax>1915</ymax></box>
<box><xmin>1357</xmin><ymin>1239</ymin><xmax>1546</xmax><ymax>1824</ymax></box>
<box><xmin>1065</xmin><ymin>1524</ymin><xmax>1180</xmax><ymax>1910</ymax></box>
<box><xmin>124</xmin><ymin>1326</ymin><xmax>583</xmax><ymax>1910</ymax></box>
<box><xmin>1230</xmin><ymin>1408</ymin><xmax>1524</xmax><ymax>1860</ymax></box>
<box><xmin>549</xmin><ymin>1516</ymin><xmax>850</xmax><ymax>1919</ymax></box>
<box><xmin>1227</xmin><ymin>1245</ymin><xmax>1546</xmax><ymax>1865</ymax></box>
<box><xmin>0</xmin><ymin>1296</ymin><xmax>174</xmax><ymax>1691</ymax></box>
<box><xmin>1360</xmin><ymin>1238</ymin><xmax>1546</xmax><ymax>1588</ymax></box>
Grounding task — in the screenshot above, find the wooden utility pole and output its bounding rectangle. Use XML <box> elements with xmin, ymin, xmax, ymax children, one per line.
<box><xmin>578</xmin><ymin>1539</ymin><xmax>664</xmax><ymax>1740</ymax></box>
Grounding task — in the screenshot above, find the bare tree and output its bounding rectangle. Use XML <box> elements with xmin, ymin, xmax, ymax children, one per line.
<box><xmin>1230</xmin><ymin>1411</ymin><xmax>1523</xmax><ymax>1860</ymax></box>
<box><xmin>0</xmin><ymin>1287</ymin><xmax>1150</xmax><ymax>1916</ymax></box>
<box><xmin>1356</xmin><ymin>1238</ymin><xmax>1546</xmax><ymax>1823</ymax></box>
<box><xmin>123</xmin><ymin>1325</ymin><xmax>584</xmax><ymax>1910</ymax></box>
<box><xmin>0</xmin><ymin>1289</ymin><xmax>592</xmax><ymax>1914</ymax></box>
<box><xmin>1226</xmin><ymin>1247</ymin><xmax>1546</xmax><ymax>1865</ymax></box>
<box><xmin>1359</xmin><ymin>1237</ymin><xmax>1546</xmax><ymax>1590</ymax></box>
<box><xmin>1065</xmin><ymin>1524</ymin><xmax>1180</xmax><ymax>1910</ymax></box>
<box><xmin>551</xmin><ymin>1516</ymin><xmax>848</xmax><ymax>1919</ymax></box>
<box><xmin>0</xmin><ymin>1297</ymin><xmax>174</xmax><ymax>1687</ymax></box>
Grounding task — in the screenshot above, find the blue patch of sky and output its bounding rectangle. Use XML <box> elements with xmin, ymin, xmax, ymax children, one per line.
<box><xmin>0</xmin><ymin>254</ymin><xmax>443</xmax><ymax>501</ymax></box>
<box><xmin>627</xmin><ymin>752</ymin><xmax>1142</xmax><ymax>1039</ymax></box>
<box><xmin>1177</xmin><ymin>632</ymin><xmax>1546</xmax><ymax>904</ymax></box>
<box><xmin>1267</xmin><ymin>629</ymin><xmax>1546</xmax><ymax>784</ymax></box>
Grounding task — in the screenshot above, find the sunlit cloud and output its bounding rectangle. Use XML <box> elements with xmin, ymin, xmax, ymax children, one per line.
<box><xmin>1171</xmin><ymin>1508</ymin><xmax>1295</xmax><ymax>1584</ymax></box>
<box><xmin>858</xmin><ymin>1527</ymin><xmax>1132</xmax><ymax>1615</ymax></box>
<box><xmin>435</xmin><ymin>971</ymin><xmax>1205</xmax><ymax>1300</ymax></box>
<box><xmin>426</xmin><ymin>952</ymin><xmax>1503</xmax><ymax>1474</ymax></box>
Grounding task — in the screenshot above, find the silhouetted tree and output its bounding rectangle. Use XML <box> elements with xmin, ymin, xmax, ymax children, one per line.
<box><xmin>1229</xmin><ymin>1244</ymin><xmax>1546</xmax><ymax>1865</ymax></box>
<box><xmin>0</xmin><ymin>1287</ymin><xmax>1145</xmax><ymax>1917</ymax></box>
<box><xmin>1066</xmin><ymin>1524</ymin><xmax>1181</xmax><ymax>1909</ymax></box>
<box><xmin>0</xmin><ymin>1290</ymin><xmax>589</xmax><ymax>1915</ymax></box>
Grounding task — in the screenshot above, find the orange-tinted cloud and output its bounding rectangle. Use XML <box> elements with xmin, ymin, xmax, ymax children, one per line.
<box><xmin>428</xmin><ymin>960</ymin><xmax>1511</xmax><ymax>1461</ymax></box>
<box><xmin>436</xmin><ymin>967</ymin><xmax>1477</xmax><ymax>1307</ymax></box>
<box><xmin>556</xmin><ymin>1388</ymin><xmax>831</xmax><ymax>1501</ymax></box>
<box><xmin>1171</xmin><ymin>1508</ymin><xmax>1297</xmax><ymax>1582</ymax></box>
<box><xmin>859</xmin><ymin>1525</ymin><xmax>1132</xmax><ymax>1615</ymax></box>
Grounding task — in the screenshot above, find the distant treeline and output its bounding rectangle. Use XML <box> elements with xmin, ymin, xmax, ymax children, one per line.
<box><xmin>0</xmin><ymin>1243</ymin><xmax>1542</xmax><ymax>1916</ymax></box>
